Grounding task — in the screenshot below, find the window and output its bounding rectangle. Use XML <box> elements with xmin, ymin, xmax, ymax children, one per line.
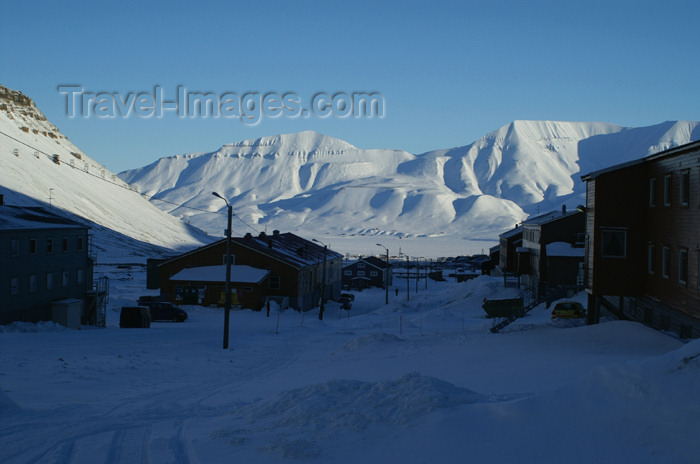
<box><xmin>648</xmin><ymin>244</ymin><xmax>655</xmax><ymax>275</ymax></box>
<box><xmin>244</xmin><ymin>287</ymin><xmax>253</xmax><ymax>293</ymax></box>
<box><xmin>47</xmin><ymin>238</ymin><xmax>53</xmax><ymax>254</ymax></box>
<box><xmin>11</xmin><ymin>239</ymin><xmax>19</xmax><ymax>257</ymax></box>
<box><xmin>370</xmin><ymin>271</ymin><xmax>379</xmax><ymax>277</ymax></box>
<box><xmin>358</xmin><ymin>262</ymin><xmax>365</xmax><ymax>268</ymax></box>
<box><xmin>222</xmin><ymin>254</ymin><xmax>235</xmax><ymax>265</ymax></box>
<box><xmin>664</xmin><ymin>174</ymin><xmax>672</xmax><ymax>206</ymax></box>
<box><xmin>10</xmin><ymin>277</ymin><xmax>19</xmax><ymax>296</ymax></box>
<box><xmin>357</xmin><ymin>271</ymin><xmax>365</xmax><ymax>277</ymax></box>
<box><xmin>62</xmin><ymin>237</ymin><xmax>69</xmax><ymax>252</ymax></box>
<box><xmin>30</xmin><ymin>238</ymin><xmax>37</xmax><ymax>255</ymax></box>
<box><xmin>269</xmin><ymin>275</ymin><xmax>281</xmax><ymax>289</ymax></box>
<box><xmin>77</xmin><ymin>236</ymin><xmax>84</xmax><ymax>252</ymax></box>
<box><xmin>662</xmin><ymin>246</ymin><xmax>670</xmax><ymax>279</ymax></box>
<box><xmin>681</xmin><ymin>171</ymin><xmax>690</xmax><ymax>207</ymax></box>
<box><xmin>344</xmin><ymin>270</ymin><xmax>352</xmax><ymax>276</ymax></box>
<box><xmin>62</xmin><ymin>271</ymin><xmax>69</xmax><ymax>287</ymax></box>
<box><xmin>601</xmin><ymin>229</ymin><xmax>626</xmax><ymax>258</ymax></box>
<box><xmin>649</xmin><ymin>178</ymin><xmax>656</xmax><ymax>207</ymax></box>
<box><xmin>47</xmin><ymin>272</ymin><xmax>54</xmax><ymax>290</ymax></box>
<box><xmin>77</xmin><ymin>269</ymin><xmax>84</xmax><ymax>284</ymax></box>
<box><xmin>679</xmin><ymin>248</ymin><xmax>688</xmax><ymax>285</ymax></box>
<box><xmin>29</xmin><ymin>275</ymin><xmax>37</xmax><ymax>293</ymax></box>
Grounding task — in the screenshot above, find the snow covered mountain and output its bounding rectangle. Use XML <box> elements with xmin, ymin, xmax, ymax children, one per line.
<box><xmin>0</xmin><ymin>85</ymin><xmax>212</xmax><ymax>260</ymax></box>
<box><xmin>120</xmin><ymin>121</ymin><xmax>700</xmax><ymax>240</ymax></box>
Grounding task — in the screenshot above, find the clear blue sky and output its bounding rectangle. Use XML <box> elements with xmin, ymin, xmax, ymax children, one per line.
<box><xmin>2</xmin><ymin>0</ymin><xmax>698</xmax><ymax>173</ymax></box>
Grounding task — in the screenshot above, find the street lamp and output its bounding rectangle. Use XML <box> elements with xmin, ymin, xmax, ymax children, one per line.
<box><xmin>212</xmin><ymin>191</ymin><xmax>232</xmax><ymax>349</ymax></box>
<box><xmin>377</xmin><ymin>244</ymin><xmax>389</xmax><ymax>304</ymax></box>
<box><xmin>312</xmin><ymin>239</ymin><xmax>328</xmax><ymax>320</ymax></box>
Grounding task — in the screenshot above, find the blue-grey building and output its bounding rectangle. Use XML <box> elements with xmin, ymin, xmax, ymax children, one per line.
<box><xmin>0</xmin><ymin>202</ymin><xmax>91</xmax><ymax>324</ymax></box>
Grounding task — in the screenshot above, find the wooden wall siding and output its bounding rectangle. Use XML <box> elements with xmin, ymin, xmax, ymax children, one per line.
<box><xmin>587</xmin><ymin>163</ymin><xmax>648</xmax><ymax>297</ymax></box>
<box><xmin>587</xmin><ymin>144</ymin><xmax>700</xmax><ymax>322</ymax></box>
<box><xmin>585</xmin><ymin>181</ymin><xmax>596</xmax><ymax>291</ymax></box>
<box><xmin>159</xmin><ymin>239</ymin><xmax>341</xmax><ymax>311</ymax></box>
<box><xmin>642</xmin><ymin>151</ymin><xmax>700</xmax><ymax>317</ymax></box>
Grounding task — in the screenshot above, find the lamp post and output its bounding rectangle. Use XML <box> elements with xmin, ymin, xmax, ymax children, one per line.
<box><xmin>312</xmin><ymin>239</ymin><xmax>327</xmax><ymax>320</ymax></box>
<box><xmin>212</xmin><ymin>192</ymin><xmax>232</xmax><ymax>349</ymax></box>
<box><xmin>377</xmin><ymin>244</ymin><xmax>389</xmax><ymax>304</ymax></box>
<box><xmin>406</xmin><ymin>255</ymin><xmax>410</xmax><ymax>301</ymax></box>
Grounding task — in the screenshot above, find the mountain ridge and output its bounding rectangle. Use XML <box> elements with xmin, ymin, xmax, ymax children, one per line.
<box><xmin>119</xmin><ymin>120</ymin><xmax>700</xmax><ymax>240</ymax></box>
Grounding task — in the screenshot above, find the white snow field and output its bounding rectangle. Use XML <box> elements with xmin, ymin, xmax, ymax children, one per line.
<box><xmin>1</xmin><ymin>268</ymin><xmax>698</xmax><ymax>464</ymax></box>
<box><xmin>119</xmin><ymin>121</ymin><xmax>700</xmax><ymax>242</ymax></box>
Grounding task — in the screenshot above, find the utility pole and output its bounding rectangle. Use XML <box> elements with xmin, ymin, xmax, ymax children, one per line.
<box><xmin>212</xmin><ymin>192</ymin><xmax>233</xmax><ymax>349</ymax></box>
<box><xmin>406</xmin><ymin>255</ymin><xmax>410</xmax><ymax>301</ymax></box>
<box><xmin>313</xmin><ymin>239</ymin><xmax>328</xmax><ymax>320</ymax></box>
<box><xmin>377</xmin><ymin>244</ymin><xmax>389</xmax><ymax>304</ymax></box>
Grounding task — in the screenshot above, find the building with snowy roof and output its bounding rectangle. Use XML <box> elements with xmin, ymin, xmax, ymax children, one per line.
<box><xmin>0</xmin><ymin>200</ymin><xmax>91</xmax><ymax>324</ymax></box>
<box><xmin>516</xmin><ymin>206</ymin><xmax>585</xmax><ymax>299</ymax></box>
<box><xmin>582</xmin><ymin>139</ymin><xmax>700</xmax><ymax>338</ymax></box>
<box><xmin>157</xmin><ymin>230</ymin><xmax>342</xmax><ymax>311</ymax></box>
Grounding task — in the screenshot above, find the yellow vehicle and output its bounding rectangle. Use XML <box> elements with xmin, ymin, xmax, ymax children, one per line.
<box><xmin>551</xmin><ymin>301</ymin><xmax>586</xmax><ymax>319</ymax></box>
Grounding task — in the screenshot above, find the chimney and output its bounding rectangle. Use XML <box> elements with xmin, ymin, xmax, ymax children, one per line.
<box><xmin>244</xmin><ymin>232</ymin><xmax>252</xmax><ymax>240</ymax></box>
<box><xmin>259</xmin><ymin>231</ymin><xmax>266</xmax><ymax>239</ymax></box>
<box><xmin>273</xmin><ymin>229</ymin><xmax>280</xmax><ymax>237</ymax></box>
<box><xmin>268</xmin><ymin>239</ymin><xmax>273</xmax><ymax>249</ymax></box>
<box><xmin>562</xmin><ymin>205</ymin><xmax>566</xmax><ymax>215</ymax></box>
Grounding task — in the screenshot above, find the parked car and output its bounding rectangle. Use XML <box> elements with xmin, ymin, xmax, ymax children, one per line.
<box><xmin>141</xmin><ymin>301</ymin><xmax>188</xmax><ymax>322</ymax></box>
<box><xmin>551</xmin><ymin>301</ymin><xmax>586</xmax><ymax>319</ymax></box>
<box><xmin>120</xmin><ymin>306</ymin><xmax>151</xmax><ymax>328</ymax></box>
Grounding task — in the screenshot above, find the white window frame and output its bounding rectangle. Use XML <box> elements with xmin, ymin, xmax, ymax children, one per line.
<box><xmin>662</xmin><ymin>246</ymin><xmax>670</xmax><ymax>279</ymax></box>
<box><xmin>664</xmin><ymin>174</ymin><xmax>672</xmax><ymax>206</ymax></box>
<box><xmin>601</xmin><ymin>229</ymin><xmax>627</xmax><ymax>258</ymax></box>
<box><xmin>678</xmin><ymin>248</ymin><xmax>688</xmax><ymax>285</ymax></box>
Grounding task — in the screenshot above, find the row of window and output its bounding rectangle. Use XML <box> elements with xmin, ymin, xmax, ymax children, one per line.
<box><xmin>344</xmin><ymin>270</ymin><xmax>380</xmax><ymax>277</ymax></box>
<box><xmin>9</xmin><ymin>269</ymin><xmax>85</xmax><ymax>296</ymax></box>
<box><xmin>10</xmin><ymin>236</ymin><xmax>84</xmax><ymax>257</ymax></box>
<box><xmin>647</xmin><ymin>244</ymin><xmax>694</xmax><ymax>286</ymax></box>
<box><xmin>649</xmin><ymin>171</ymin><xmax>691</xmax><ymax>208</ymax></box>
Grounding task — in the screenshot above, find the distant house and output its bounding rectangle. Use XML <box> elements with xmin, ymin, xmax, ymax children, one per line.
<box><xmin>157</xmin><ymin>231</ymin><xmax>342</xmax><ymax>311</ymax></box>
<box><xmin>498</xmin><ymin>225</ymin><xmax>523</xmax><ymax>274</ymax></box>
<box><xmin>517</xmin><ymin>207</ymin><xmax>585</xmax><ymax>299</ymax></box>
<box><xmin>166</xmin><ymin>265</ymin><xmax>269</xmax><ymax>308</ymax></box>
<box><xmin>581</xmin><ymin>140</ymin><xmax>700</xmax><ymax>338</ymax></box>
<box><xmin>0</xmin><ymin>203</ymin><xmax>91</xmax><ymax>324</ymax></box>
<box><xmin>342</xmin><ymin>256</ymin><xmax>392</xmax><ymax>289</ymax></box>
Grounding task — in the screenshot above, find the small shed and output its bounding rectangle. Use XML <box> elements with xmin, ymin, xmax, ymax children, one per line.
<box><xmin>52</xmin><ymin>299</ymin><xmax>83</xmax><ymax>329</ymax></box>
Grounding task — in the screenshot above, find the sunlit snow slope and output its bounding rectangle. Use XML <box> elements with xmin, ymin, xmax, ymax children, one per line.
<box><xmin>0</xmin><ymin>85</ymin><xmax>212</xmax><ymax>259</ymax></box>
<box><xmin>121</xmin><ymin>121</ymin><xmax>700</xmax><ymax>239</ymax></box>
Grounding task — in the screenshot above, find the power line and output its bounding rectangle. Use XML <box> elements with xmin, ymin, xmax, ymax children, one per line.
<box><xmin>0</xmin><ymin>129</ymin><xmax>260</xmax><ymax>233</ymax></box>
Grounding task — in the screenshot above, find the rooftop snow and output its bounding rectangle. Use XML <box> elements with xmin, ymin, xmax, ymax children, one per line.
<box><xmin>169</xmin><ymin>265</ymin><xmax>269</xmax><ymax>283</ymax></box>
<box><xmin>546</xmin><ymin>241</ymin><xmax>585</xmax><ymax>257</ymax></box>
<box><xmin>0</xmin><ymin>206</ymin><xmax>85</xmax><ymax>230</ymax></box>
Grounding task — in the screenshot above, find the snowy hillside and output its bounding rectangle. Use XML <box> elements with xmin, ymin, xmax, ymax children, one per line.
<box><xmin>120</xmin><ymin>121</ymin><xmax>700</xmax><ymax>241</ymax></box>
<box><xmin>0</xmin><ymin>85</ymin><xmax>212</xmax><ymax>260</ymax></box>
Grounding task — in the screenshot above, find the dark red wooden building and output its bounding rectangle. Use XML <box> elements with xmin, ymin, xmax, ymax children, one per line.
<box><xmin>582</xmin><ymin>140</ymin><xmax>700</xmax><ymax>337</ymax></box>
